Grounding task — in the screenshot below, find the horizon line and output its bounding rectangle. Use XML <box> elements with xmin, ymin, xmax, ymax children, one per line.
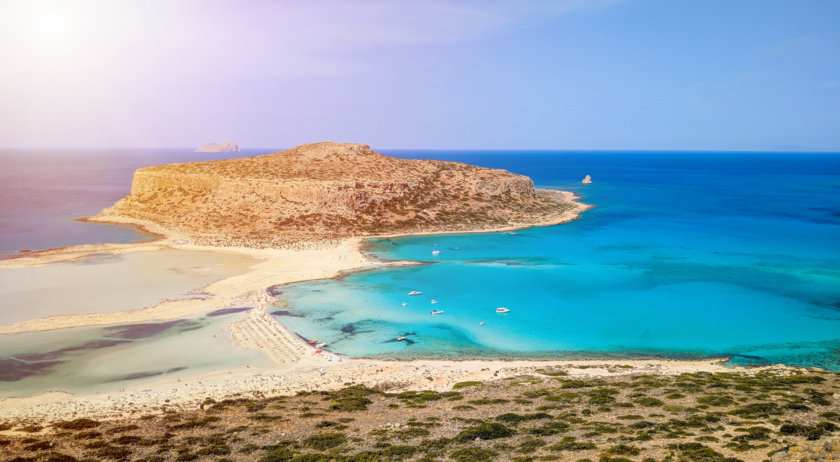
<box><xmin>1</xmin><ymin>146</ymin><xmax>839</xmax><ymax>154</ymax></box>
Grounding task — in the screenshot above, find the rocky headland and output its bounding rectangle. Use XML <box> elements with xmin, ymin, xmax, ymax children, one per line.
<box><xmin>194</xmin><ymin>141</ymin><xmax>240</xmax><ymax>153</ymax></box>
<box><xmin>92</xmin><ymin>142</ymin><xmax>588</xmax><ymax>248</ymax></box>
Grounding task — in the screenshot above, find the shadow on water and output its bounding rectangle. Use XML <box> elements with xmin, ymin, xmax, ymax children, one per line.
<box><xmin>103</xmin><ymin>319</ymin><xmax>202</xmax><ymax>339</ymax></box>
<box><xmin>385</xmin><ymin>331</ymin><xmax>418</xmax><ymax>345</ymax></box>
<box><xmin>14</xmin><ymin>339</ymin><xmax>130</xmax><ymax>361</ymax></box>
<box><xmin>0</xmin><ymin>308</ymin><xmax>252</xmax><ymax>386</ymax></box>
<box><xmin>108</xmin><ymin>366</ymin><xmax>188</xmax><ymax>383</ymax></box>
<box><xmin>0</xmin><ymin>359</ymin><xmax>65</xmax><ymax>381</ymax></box>
<box><xmin>207</xmin><ymin>307</ymin><xmax>251</xmax><ymax>317</ymax></box>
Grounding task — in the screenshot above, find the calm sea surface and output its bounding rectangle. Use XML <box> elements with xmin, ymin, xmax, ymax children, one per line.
<box><xmin>278</xmin><ymin>150</ymin><xmax>840</xmax><ymax>370</ymax></box>
<box><xmin>1</xmin><ymin>149</ymin><xmax>839</xmax><ymax>376</ymax></box>
<box><xmin>0</xmin><ymin>149</ymin><xmax>268</xmax><ymax>258</ymax></box>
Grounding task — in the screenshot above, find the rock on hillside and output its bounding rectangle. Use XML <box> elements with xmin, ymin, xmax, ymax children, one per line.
<box><xmin>95</xmin><ymin>142</ymin><xmax>581</xmax><ymax>248</ymax></box>
<box><xmin>195</xmin><ymin>141</ymin><xmax>240</xmax><ymax>152</ymax></box>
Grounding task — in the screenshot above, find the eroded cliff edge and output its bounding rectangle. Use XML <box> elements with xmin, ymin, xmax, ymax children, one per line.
<box><xmin>91</xmin><ymin>142</ymin><xmax>587</xmax><ymax>248</ymax></box>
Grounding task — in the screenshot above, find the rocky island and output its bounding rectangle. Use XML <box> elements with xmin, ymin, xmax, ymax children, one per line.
<box><xmin>92</xmin><ymin>142</ymin><xmax>588</xmax><ymax>248</ymax></box>
<box><xmin>194</xmin><ymin>141</ymin><xmax>240</xmax><ymax>152</ymax></box>
<box><xmin>3</xmin><ymin>145</ymin><xmax>839</xmax><ymax>462</ymax></box>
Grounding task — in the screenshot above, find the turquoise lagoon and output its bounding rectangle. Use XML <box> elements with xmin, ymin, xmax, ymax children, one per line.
<box><xmin>276</xmin><ymin>151</ymin><xmax>840</xmax><ymax>370</ymax></box>
<box><xmin>0</xmin><ymin>150</ymin><xmax>838</xmax><ymax>395</ymax></box>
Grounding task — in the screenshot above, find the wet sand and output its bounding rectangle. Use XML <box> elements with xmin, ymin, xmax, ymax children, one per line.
<box><xmin>0</xmin><ymin>356</ymin><xmax>800</xmax><ymax>423</ymax></box>
<box><xmin>0</xmin><ymin>189</ymin><xmax>689</xmax><ymax>423</ymax></box>
<box><xmin>0</xmin><ymin>249</ymin><xmax>258</xmax><ymax>324</ymax></box>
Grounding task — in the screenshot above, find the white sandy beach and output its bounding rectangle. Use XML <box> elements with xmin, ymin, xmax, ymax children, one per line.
<box><xmin>0</xmin><ymin>189</ymin><xmax>684</xmax><ymax>424</ymax></box>
<box><xmin>1</xmin><ymin>355</ymin><xmax>787</xmax><ymax>424</ymax></box>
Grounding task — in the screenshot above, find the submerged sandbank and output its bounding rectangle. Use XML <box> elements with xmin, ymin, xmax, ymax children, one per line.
<box><xmin>0</xmin><ymin>190</ymin><xmax>601</xmax><ymax>419</ymax></box>
<box><xmin>0</xmin><ymin>249</ymin><xmax>258</xmax><ymax>325</ymax></box>
<box><xmin>0</xmin><ymin>238</ymin><xmax>382</xmax><ymax>334</ymax></box>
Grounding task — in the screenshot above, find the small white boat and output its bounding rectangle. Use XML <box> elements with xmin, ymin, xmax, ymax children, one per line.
<box><xmin>431</xmin><ymin>299</ymin><xmax>438</xmax><ymax>304</ymax></box>
<box><xmin>396</xmin><ymin>336</ymin><xmax>406</xmax><ymax>341</ymax></box>
<box><xmin>432</xmin><ymin>250</ymin><xmax>440</xmax><ymax>255</ymax></box>
<box><xmin>496</xmin><ymin>307</ymin><xmax>510</xmax><ymax>313</ymax></box>
<box><xmin>408</xmin><ymin>291</ymin><xmax>422</xmax><ymax>296</ymax></box>
<box><xmin>430</xmin><ymin>310</ymin><xmax>444</xmax><ymax>315</ymax></box>
<box><xmin>480</xmin><ymin>321</ymin><xmax>485</xmax><ymax>326</ymax></box>
<box><xmin>316</xmin><ymin>342</ymin><xmax>327</xmax><ymax>348</ymax></box>
<box><xmin>401</xmin><ymin>302</ymin><xmax>408</xmax><ymax>306</ymax></box>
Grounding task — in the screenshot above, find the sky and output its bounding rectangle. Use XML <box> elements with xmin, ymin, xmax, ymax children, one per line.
<box><xmin>0</xmin><ymin>0</ymin><xmax>838</xmax><ymax>151</ymax></box>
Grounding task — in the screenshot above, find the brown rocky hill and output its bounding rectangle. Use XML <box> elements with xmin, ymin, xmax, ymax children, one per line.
<box><xmin>94</xmin><ymin>142</ymin><xmax>584</xmax><ymax>248</ymax></box>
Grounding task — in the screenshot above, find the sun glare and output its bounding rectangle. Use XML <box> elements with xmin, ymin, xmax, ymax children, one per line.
<box><xmin>30</xmin><ymin>9</ymin><xmax>69</xmax><ymax>45</ymax></box>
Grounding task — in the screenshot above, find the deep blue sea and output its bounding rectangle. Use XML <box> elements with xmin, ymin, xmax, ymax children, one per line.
<box><xmin>2</xmin><ymin>149</ymin><xmax>839</xmax><ymax>371</ymax></box>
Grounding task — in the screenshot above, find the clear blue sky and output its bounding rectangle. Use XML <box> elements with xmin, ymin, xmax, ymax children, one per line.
<box><xmin>1</xmin><ymin>0</ymin><xmax>838</xmax><ymax>150</ymax></box>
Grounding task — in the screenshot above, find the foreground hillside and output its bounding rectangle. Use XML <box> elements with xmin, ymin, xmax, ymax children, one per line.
<box><xmin>92</xmin><ymin>142</ymin><xmax>584</xmax><ymax>248</ymax></box>
<box><xmin>1</xmin><ymin>369</ymin><xmax>838</xmax><ymax>461</ymax></box>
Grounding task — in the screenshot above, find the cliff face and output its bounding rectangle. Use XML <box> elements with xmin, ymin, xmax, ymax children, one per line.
<box><xmin>98</xmin><ymin>142</ymin><xmax>576</xmax><ymax>248</ymax></box>
<box><xmin>195</xmin><ymin>142</ymin><xmax>240</xmax><ymax>152</ymax></box>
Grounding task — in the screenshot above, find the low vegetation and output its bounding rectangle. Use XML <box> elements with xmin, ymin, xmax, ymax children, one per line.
<box><xmin>96</xmin><ymin>142</ymin><xmax>581</xmax><ymax>249</ymax></box>
<box><xmin>0</xmin><ymin>369</ymin><xmax>838</xmax><ymax>461</ymax></box>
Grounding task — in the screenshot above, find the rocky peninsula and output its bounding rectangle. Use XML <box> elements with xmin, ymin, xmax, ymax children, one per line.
<box><xmin>92</xmin><ymin>142</ymin><xmax>588</xmax><ymax>248</ymax></box>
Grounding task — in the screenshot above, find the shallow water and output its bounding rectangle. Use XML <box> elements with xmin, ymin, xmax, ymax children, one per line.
<box><xmin>0</xmin><ymin>250</ymin><xmax>257</xmax><ymax>324</ymax></box>
<box><xmin>0</xmin><ymin>310</ymin><xmax>269</xmax><ymax>398</ymax></box>
<box><xmin>0</xmin><ymin>148</ymin><xmax>270</xmax><ymax>258</ymax></box>
<box><xmin>278</xmin><ymin>151</ymin><xmax>840</xmax><ymax>370</ymax></box>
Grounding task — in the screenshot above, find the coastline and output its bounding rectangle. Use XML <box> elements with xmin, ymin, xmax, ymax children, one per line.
<box><xmin>0</xmin><ymin>188</ymin><xmax>590</xmax><ymax>334</ymax></box>
<box><xmin>0</xmin><ymin>188</ymin><xmax>829</xmax><ymax>424</ymax></box>
<box><xmin>368</xmin><ymin>190</ymin><xmax>593</xmax><ymax>241</ymax></box>
<box><xmin>0</xmin><ymin>188</ymin><xmax>720</xmax><ymax>423</ymax></box>
<box><xmin>1</xmin><ymin>356</ymin><xmax>792</xmax><ymax>423</ymax></box>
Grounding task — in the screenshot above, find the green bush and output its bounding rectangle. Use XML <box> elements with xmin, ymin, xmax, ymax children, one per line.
<box><xmin>667</xmin><ymin>442</ymin><xmax>741</xmax><ymax>462</ymax></box>
<box><xmin>23</xmin><ymin>440</ymin><xmax>53</xmax><ymax>451</ymax></box>
<box><xmin>112</xmin><ymin>435</ymin><xmax>143</xmax><ymax>445</ymax></box>
<box><xmin>517</xmin><ymin>437</ymin><xmax>547</xmax><ymax>453</ymax></box>
<box><xmin>260</xmin><ymin>446</ymin><xmax>295</xmax><ymax>462</ymax></box>
<box><xmin>548</xmin><ymin>437</ymin><xmax>596</xmax><ymax>452</ymax></box>
<box><xmin>53</xmin><ymin>418</ymin><xmax>101</xmax><ymax>430</ymax></box>
<box><xmin>495</xmin><ymin>412</ymin><xmax>552</xmax><ymax>424</ymax></box>
<box><xmin>605</xmin><ymin>444</ymin><xmax>640</xmax><ymax>456</ymax></box>
<box><xmin>453</xmin><ymin>381</ymin><xmax>483</xmax><ymax>389</ymax></box>
<box><xmin>633</xmin><ymin>397</ymin><xmax>664</xmax><ymax>407</ymax></box>
<box><xmin>42</xmin><ymin>453</ymin><xmax>78</xmax><ymax>462</ymax></box>
<box><xmin>303</xmin><ymin>432</ymin><xmax>347</xmax><ymax>450</ymax></box>
<box><xmin>197</xmin><ymin>440</ymin><xmax>231</xmax><ymax>456</ymax></box>
<box><xmin>779</xmin><ymin>422</ymin><xmax>838</xmax><ymax>440</ymax></box>
<box><xmin>450</xmin><ymin>447</ymin><xmax>498</xmax><ymax>461</ymax></box>
<box><xmin>729</xmin><ymin>402</ymin><xmax>781</xmax><ymax>418</ymax></box>
<box><xmin>328</xmin><ymin>386</ymin><xmax>380</xmax><ymax>412</ymax></box>
<box><xmin>467</xmin><ymin>398</ymin><xmax>509</xmax><ymax>406</ymax></box>
<box><xmin>93</xmin><ymin>445</ymin><xmax>132</xmax><ymax>460</ymax></box>
<box><xmin>696</xmin><ymin>395</ymin><xmax>734</xmax><ymax>407</ymax></box>
<box><xmin>383</xmin><ymin>445</ymin><xmax>416</xmax><ymax>458</ymax></box>
<box><xmin>291</xmin><ymin>454</ymin><xmax>330</xmax><ymax>462</ymax></box>
<box><xmin>456</xmin><ymin>423</ymin><xmax>515</xmax><ymax>442</ymax></box>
